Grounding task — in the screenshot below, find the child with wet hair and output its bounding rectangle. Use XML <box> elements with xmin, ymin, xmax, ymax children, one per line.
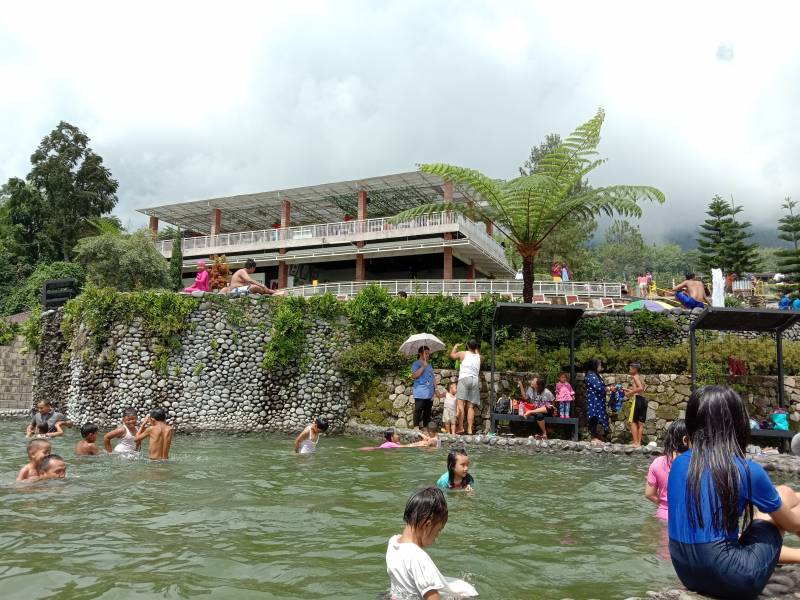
<box><xmin>645</xmin><ymin>419</ymin><xmax>689</xmax><ymax>520</ymax></box>
<box><xmin>436</xmin><ymin>449</ymin><xmax>475</xmax><ymax>491</ymax></box>
<box><xmin>16</xmin><ymin>438</ymin><xmax>52</xmax><ymax>481</ymax></box>
<box><xmin>294</xmin><ymin>417</ymin><xmax>329</xmax><ymax>454</ymax></box>
<box><xmin>38</xmin><ymin>454</ymin><xmax>67</xmax><ymax>479</ymax></box>
<box><xmin>75</xmin><ymin>422</ymin><xmax>101</xmax><ymax>456</ymax></box>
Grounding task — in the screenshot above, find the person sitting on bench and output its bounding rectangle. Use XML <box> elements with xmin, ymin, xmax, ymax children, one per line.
<box><xmin>518</xmin><ymin>378</ymin><xmax>556</xmax><ymax>439</ymax></box>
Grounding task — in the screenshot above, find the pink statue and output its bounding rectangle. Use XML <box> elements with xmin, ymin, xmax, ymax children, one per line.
<box><xmin>184</xmin><ymin>259</ymin><xmax>210</xmax><ymax>293</ymax></box>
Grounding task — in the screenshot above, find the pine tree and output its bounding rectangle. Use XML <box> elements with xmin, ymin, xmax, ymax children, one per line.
<box><xmin>169</xmin><ymin>228</ymin><xmax>183</xmax><ymax>291</ymax></box>
<box><xmin>777</xmin><ymin>197</ymin><xmax>800</xmax><ymax>282</ymax></box>
<box><xmin>696</xmin><ymin>195</ymin><xmax>759</xmax><ymax>274</ymax></box>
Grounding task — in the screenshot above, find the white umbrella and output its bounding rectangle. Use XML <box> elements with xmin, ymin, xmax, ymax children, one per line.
<box><xmin>399</xmin><ymin>333</ymin><xmax>446</xmax><ymax>356</ymax></box>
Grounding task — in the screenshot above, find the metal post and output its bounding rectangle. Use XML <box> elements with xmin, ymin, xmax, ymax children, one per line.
<box><xmin>777</xmin><ymin>329</ymin><xmax>786</xmax><ymax>408</ymax></box>
<box><xmin>690</xmin><ymin>328</ymin><xmax>697</xmax><ymax>392</ymax></box>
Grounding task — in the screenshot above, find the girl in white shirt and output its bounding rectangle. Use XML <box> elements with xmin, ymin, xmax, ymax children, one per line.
<box><xmin>386</xmin><ymin>486</ymin><xmax>478</xmax><ymax>599</ymax></box>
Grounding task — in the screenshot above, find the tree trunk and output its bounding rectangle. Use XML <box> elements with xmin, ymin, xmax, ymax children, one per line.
<box><xmin>522</xmin><ymin>253</ymin><xmax>535</xmax><ymax>303</ymax></box>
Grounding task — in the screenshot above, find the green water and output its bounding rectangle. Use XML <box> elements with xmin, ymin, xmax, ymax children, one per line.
<box><xmin>1</xmin><ymin>420</ymin><xmax>789</xmax><ymax>600</ymax></box>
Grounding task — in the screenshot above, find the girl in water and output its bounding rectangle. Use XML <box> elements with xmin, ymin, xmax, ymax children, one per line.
<box><xmin>293</xmin><ymin>417</ymin><xmax>329</xmax><ymax>454</ymax></box>
<box><xmin>645</xmin><ymin>419</ymin><xmax>688</xmax><ymax>520</ymax></box>
<box><xmin>436</xmin><ymin>449</ymin><xmax>474</xmax><ymax>491</ymax></box>
<box><xmin>668</xmin><ymin>386</ymin><xmax>800</xmax><ymax>599</ymax></box>
<box><xmin>103</xmin><ymin>408</ymin><xmax>141</xmax><ymax>455</ymax></box>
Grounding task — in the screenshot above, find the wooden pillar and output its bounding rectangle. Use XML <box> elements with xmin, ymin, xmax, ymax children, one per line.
<box><xmin>148</xmin><ymin>216</ymin><xmax>159</xmax><ymax>235</ymax></box>
<box><xmin>355</xmin><ymin>190</ymin><xmax>367</xmax><ymax>281</ymax></box>
<box><xmin>443</xmin><ymin>180</ymin><xmax>453</xmax><ymax>280</ymax></box>
<box><xmin>278</xmin><ymin>199</ymin><xmax>290</xmax><ymax>288</ymax></box>
<box><xmin>211</xmin><ymin>208</ymin><xmax>221</xmax><ymax>236</ymax></box>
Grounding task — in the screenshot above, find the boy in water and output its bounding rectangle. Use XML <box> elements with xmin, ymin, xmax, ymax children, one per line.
<box><xmin>38</xmin><ymin>454</ymin><xmax>67</xmax><ymax>479</ymax></box>
<box><xmin>75</xmin><ymin>422</ymin><xmax>101</xmax><ymax>456</ymax></box>
<box><xmin>294</xmin><ymin>417</ymin><xmax>329</xmax><ymax>454</ymax></box>
<box><xmin>417</xmin><ymin>422</ymin><xmax>442</xmax><ymax>448</ymax></box>
<box><xmin>16</xmin><ymin>438</ymin><xmax>51</xmax><ymax>481</ymax></box>
<box><xmin>135</xmin><ymin>408</ymin><xmax>174</xmax><ymax>460</ymax></box>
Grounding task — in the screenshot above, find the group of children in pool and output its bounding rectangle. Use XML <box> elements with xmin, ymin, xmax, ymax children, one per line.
<box><xmin>16</xmin><ymin>406</ymin><xmax>175</xmax><ymax>482</ymax></box>
<box><xmin>298</xmin><ymin>386</ymin><xmax>800</xmax><ymax>599</ymax></box>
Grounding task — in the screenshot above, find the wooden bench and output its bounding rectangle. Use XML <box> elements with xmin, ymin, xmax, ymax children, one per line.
<box><xmin>750</xmin><ymin>428</ymin><xmax>797</xmax><ymax>454</ymax></box>
<box><xmin>490</xmin><ymin>413</ymin><xmax>580</xmax><ymax>441</ymax></box>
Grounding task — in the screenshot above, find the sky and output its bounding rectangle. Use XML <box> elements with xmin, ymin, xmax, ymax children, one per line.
<box><xmin>1</xmin><ymin>1</ymin><xmax>798</xmax><ymax>242</ymax></box>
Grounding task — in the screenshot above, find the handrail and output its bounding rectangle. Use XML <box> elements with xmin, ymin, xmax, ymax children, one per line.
<box><xmin>281</xmin><ymin>279</ymin><xmax>623</xmax><ymax>299</ymax></box>
<box><xmin>156</xmin><ymin>211</ymin><xmax>508</xmax><ymax>263</ymax></box>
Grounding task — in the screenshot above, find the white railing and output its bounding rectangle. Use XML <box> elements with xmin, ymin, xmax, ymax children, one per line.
<box><xmin>156</xmin><ymin>211</ymin><xmax>508</xmax><ymax>265</ymax></box>
<box><xmin>282</xmin><ymin>279</ymin><xmax>622</xmax><ymax>299</ymax></box>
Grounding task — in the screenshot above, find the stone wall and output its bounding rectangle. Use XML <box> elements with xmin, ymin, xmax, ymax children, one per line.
<box><xmin>351</xmin><ymin>369</ymin><xmax>800</xmax><ymax>443</ymax></box>
<box><xmin>0</xmin><ymin>336</ymin><xmax>33</xmax><ymax>416</ymax></box>
<box><xmin>33</xmin><ymin>301</ymin><xmax>352</xmax><ymax>433</ymax></box>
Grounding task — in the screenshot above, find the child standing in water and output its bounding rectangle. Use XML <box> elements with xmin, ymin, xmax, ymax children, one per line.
<box><xmin>16</xmin><ymin>438</ymin><xmax>51</xmax><ymax>481</ymax></box>
<box><xmin>645</xmin><ymin>420</ymin><xmax>688</xmax><ymax>520</ymax></box>
<box><xmin>386</xmin><ymin>486</ymin><xmax>478</xmax><ymax>599</ymax></box>
<box><xmin>75</xmin><ymin>422</ymin><xmax>101</xmax><ymax>456</ymax></box>
<box><xmin>442</xmin><ymin>382</ymin><xmax>457</xmax><ymax>434</ymax></box>
<box><xmin>436</xmin><ymin>449</ymin><xmax>474</xmax><ymax>491</ymax></box>
<box><xmin>135</xmin><ymin>408</ymin><xmax>174</xmax><ymax>460</ymax></box>
<box><xmin>104</xmin><ymin>408</ymin><xmax>140</xmax><ymax>455</ymax></box>
<box><xmin>554</xmin><ymin>372</ymin><xmax>575</xmax><ymax>418</ymax></box>
<box><xmin>293</xmin><ymin>417</ymin><xmax>329</xmax><ymax>454</ymax></box>
<box><xmin>667</xmin><ymin>386</ymin><xmax>800</xmax><ymax>598</ymax></box>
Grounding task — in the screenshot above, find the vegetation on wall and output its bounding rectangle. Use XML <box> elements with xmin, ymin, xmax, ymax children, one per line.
<box><xmin>0</xmin><ymin>261</ymin><xmax>86</xmax><ymax>316</ymax></box>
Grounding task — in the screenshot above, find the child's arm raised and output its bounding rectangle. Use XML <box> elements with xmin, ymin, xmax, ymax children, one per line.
<box><xmin>134</xmin><ymin>417</ymin><xmax>152</xmax><ymax>443</ymax></box>
<box><xmin>293</xmin><ymin>427</ymin><xmax>310</xmax><ymax>453</ymax></box>
<box><xmin>47</xmin><ymin>421</ymin><xmax>67</xmax><ymax>438</ymax></box>
<box><xmin>103</xmin><ymin>427</ymin><xmax>123</xmax><ymax>453</ymax></box>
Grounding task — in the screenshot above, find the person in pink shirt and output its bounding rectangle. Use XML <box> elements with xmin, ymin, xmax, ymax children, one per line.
<box><xmin>645</xmin><ymin>419</ymin><xmax>689</xmax><ymax>520</ymax></box>
<box><xmin>554</xmin><ymin>372</ymin><xmax>575</xmax><ymax>418</ymax></box>
<box><xmin>184</xmin><ymin>259</ymin><xmax>210</xmax><ymax>293</ymax></box>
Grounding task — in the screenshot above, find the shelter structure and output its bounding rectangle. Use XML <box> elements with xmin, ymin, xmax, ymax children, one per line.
<box><xmin>689</xmin><ymin>307</ymin><xmax>800</xmax><ymax>408</ymax></box>
<box><xmin>489</xmin><ymin>303</ymin><xmax>585</xmax><ymax>407</ymax></box>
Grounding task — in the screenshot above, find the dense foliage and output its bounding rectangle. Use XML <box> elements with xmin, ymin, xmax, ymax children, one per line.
<box><xmin>169</xmin><ymin>229</ymin><xmax>184</xmax><ymax>291</ymax></box>
<box><xmin>696</xmin><ymin>195</ymin><xmax>759</xmax><ymax>274</ymax></box>
<box><xmin>0</xmin><ymin>261</ymin><xmax>86</xmax><ymax>316</ymax></box>
<box><xmin>777</xmin><ymin>197</ymin><xmax>800</xmax><ymax>286</ymax></box>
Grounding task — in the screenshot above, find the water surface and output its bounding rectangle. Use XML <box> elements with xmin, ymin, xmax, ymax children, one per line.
<box><xmin>2</xmin><ymin>421</ymin><xmax>794</xmax><ymax>599</ymax></box>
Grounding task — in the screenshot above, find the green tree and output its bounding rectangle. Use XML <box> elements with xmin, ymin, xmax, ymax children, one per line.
<box><xmin>696</xmin><ymin>195</ymin><xmax>759</xmax><ymax>274</ymax></box>
<box><xmin>595</xmin><ymin>220</ymin><xmax>648</xmax><ymax>280</ymax></box>
<box><xmin>169</xmin><ymin>228</ymin><xmax>184</xmax><ymax>291</ymax></box>
<box><xmin>4</xmin><ymin>122</ymin><xmax>119</xmax><ymax>262</ymax></box>
<box><xmin>1</xmin><ymin>261</ymin><xmax>86</xmax><ymax>316</ymax></box>
<box><xmin>395</xmin><ymin>109</ymin><xmax>665</xmax><ymax>301</ymax></box>
<box><xmin>777</xmin><ymin>197</ymin><xmax>800</xmax><ymax>282</ymax></box>
<box><xmin>0</xmin><ymin>178</ymin><xmax>57</xmax><ymax>264</ymax></box>
<box><xmin>74</xmin><ymin>230</ymin><xmax>171</xmax><ymax>291</ymax></box>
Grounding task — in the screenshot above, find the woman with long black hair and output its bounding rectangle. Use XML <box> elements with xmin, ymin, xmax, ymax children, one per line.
<box><xmin>668</xmin><ymin>386</ymin><xmax>800</xmax><ymax>599</ymax></box>
<box><xmin>584</xmin><ymin>358</ymin><xmax>609</xmax><ymax>443</ymax></box>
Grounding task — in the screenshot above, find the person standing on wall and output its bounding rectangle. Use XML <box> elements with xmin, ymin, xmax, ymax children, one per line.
<box><xmin>411</xmin><ymin>346</ymin><xmax>440</xmax><ymax>431</ymax></box>
<box><xmin>451</xmin><ymin>339</ymin><xmax>482</xmax><ymax>435</ymax></box>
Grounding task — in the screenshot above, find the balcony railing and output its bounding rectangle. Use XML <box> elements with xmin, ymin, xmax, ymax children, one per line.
<box><xmin>282</xmin><ymin>279</ymin><xmax>623</xmax><ymax>299</ymax></box>
<box><xmin>156</xmin><ymin>211</ymin><xmax>508</xmax><ymax>265</ymax></box>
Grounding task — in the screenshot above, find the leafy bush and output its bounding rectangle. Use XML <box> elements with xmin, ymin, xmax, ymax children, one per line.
<box><xmin>74</xmin><ymin>230</ymin><xmax>171</xmax><ymax>291</ymax></box>
<box><xmin>262</xmin><ymin>296</ymin><xmax>309</xmax><ymax>371</ymax></box>
<box><xmin>337</xmin><ymin>337</ymin><xmax>409</xmax><ymax>388</ymax></box>
<box><xmin>1</xmin><ymin>261</ymin><xmax>86</xmax><ymax>316</ymax></box>
<box><xmin>346</xmin><ymin>284</ymin><xmax>392</xmax><ymax>339</ymax></box>
<box><xmin>629</xmin><ymin>311</ymin><xmax>676</xmax><ymax>336</ymax></box>
<box><xmin>0</xmin><ymin>319</ymin><xmax>18</xmax><ymax>345</ymax></box>
<box><xmin>20</xmin><ymin>305</ymin><xmax>43</xmax><ymax>352</ymax></box>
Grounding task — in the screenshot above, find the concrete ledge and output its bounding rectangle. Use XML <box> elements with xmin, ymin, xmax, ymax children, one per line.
<box><xmin>0</xmin><ymin>409</ymin><xmax>29</xmax><ymax>419</ymax></box>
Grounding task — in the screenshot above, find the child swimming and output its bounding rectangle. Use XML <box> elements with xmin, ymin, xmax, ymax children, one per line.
<box><xmin>134</xmin><ymin>408</ymin><xmax>174</xmax><ymax>460</ymax></box>
<box><xmin>293</xmin><ymin>417</ymin><xmax>329</xmax><ymax>454</ymax></box>
<box><xmin>644</xmin><ymin>419</ymin><xmax>688</xmax><ymax>520</ymax></box>
<box><xmin>104</xmin><ymin>408</ymin><xmax>140</xmax><ymax>455</ymax></box>
<box><xmin>75</xmin><ymin>422</ymin><xmax>101</xmax><ymax>456</ymax></box>
<box><xmin>418</xmin><ymin>422</ymin><xmax>441</xmax><ymax>449</ymax></box>
<box><xmin>436</xmin><ymin>449</ymin><xmax>474</xmax><ymax>491</ymax></box>
<box><xmin>667</xmin><ymin>386</ymin><xmax>800</xmax><ymax>599</ymax></box>
<box><xmin>37</xmin><ymin>454</ymin><xmax>67</xmax><ymax>479</ymax></box>
<box><xmin>16</xmin><ymin>438</ymin><xmax>52</xmax><ymax>481</ymax></box>
<box><xmin>386</xmin><ymin>486</ymin><xmax>478</xmax><ymax>599</ymax></box>
<box><xmin>380</xmin><ymin>428</ymin><xmax>405</xmax><ymax>448</ymax></box>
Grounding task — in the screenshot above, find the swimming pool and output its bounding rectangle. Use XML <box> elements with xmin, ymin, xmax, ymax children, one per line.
<box><xmin>1</xmin><ymin>420</ymin><xmax>795</xmax><ymax>599</ymax></box>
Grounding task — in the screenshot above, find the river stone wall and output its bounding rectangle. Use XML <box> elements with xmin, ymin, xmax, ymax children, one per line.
<box><xmin>352</xmin><ymin>370</ymin><xmax>800</xmax><ymax>443</ymax></box>
<box><xmin>34</xmin><ymin>301</ymin><xmax>351</xmax><ymax>433</ymax></box>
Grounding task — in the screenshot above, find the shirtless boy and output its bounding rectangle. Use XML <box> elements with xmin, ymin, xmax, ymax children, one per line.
<box><xmin>134</xmin><ymin>408</ymin><xmax>175</xmax><ymax>460</ymax></box>
<box><xmin>38</xmin><ymin>454</ymin><xmax>67</xmax><ymax>479</ymax></box>
<box><xmin>16</xmin><ymin>438</ymin><xmax>51</xmax><ymax>481</ymax></box>
<box><xmin>223</xmin><ymin>259</ymin><xmax>284</xmax><ymax>296</ymax></box>
<box><xmin>75</xmin><ymin>422</ymin><xmax>101</xmax><ymax>456</ymax></box>
<box><xmin>670</xmin><ymin>273</ymin><xmax>708</xmax><ymax>310</ymax></box>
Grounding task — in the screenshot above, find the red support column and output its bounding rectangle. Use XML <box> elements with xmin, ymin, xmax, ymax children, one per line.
<box><xmin>211</xmin><ymin>208</ymin><xmax>221</xmax><ymax>236</ymax></box>
<box><xmin>485</xmin><ymin>220</ymin><xmax>493</xmax><ymax>236</ymax></box>
<box><xmin>278</xmin><ymin>199</ymin><xmax>291</xmax><ymax>288</ymax></box>
<box><xmin>443</xmin><ymin>180</ymin><xmax>453</xmax><ymax>280</ymax></box>
<box><xmin>467</xmin><ymin>261</ymin><xmax>476</xmax><ymax>280</ymax></box>
<box><xmin>355</xmin><ymin>190</ymin><xmax>367</xmax><ymax>281</ymax></box>
<box><xmin>149</xmin><ymin>216</ymin><xmax>159</xmax><ymax>235</ymax></box>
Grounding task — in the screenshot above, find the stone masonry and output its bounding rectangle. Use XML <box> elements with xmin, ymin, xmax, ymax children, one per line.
<box><xmin>0</xmin><ymin>336</ymin><xmax>33</xmax><ymax>416</ymax></box>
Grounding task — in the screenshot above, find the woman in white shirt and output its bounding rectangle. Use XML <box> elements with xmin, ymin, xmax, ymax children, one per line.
<box><xmin>450</xmin><ymin>339</ymin><xmax>482</xmax><ymax>435</ymax></box>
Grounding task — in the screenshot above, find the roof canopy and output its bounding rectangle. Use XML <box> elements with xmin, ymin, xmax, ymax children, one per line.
<box><xmin>138</xmin><ymin>171</ymin><xmax>476</xmax><ymax>234</ymax></box>
<box><xmin>492</xmin><ymin>302</ymin><xmax>585</xmax><ymax>330</ymax></box>
<box><xmin>690</xmin><ymin>307</ymin><xmax>800</xmax><ymax>333</ymax></box>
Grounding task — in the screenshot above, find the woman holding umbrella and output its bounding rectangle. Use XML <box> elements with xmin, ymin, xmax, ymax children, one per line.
<box><xmin>411</xmin><ymin>346</ymin><xmax>438</xmax><ymax>430</ymax></box>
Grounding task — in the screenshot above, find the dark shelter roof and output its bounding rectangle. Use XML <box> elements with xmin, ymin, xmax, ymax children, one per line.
<box><xmin>690</xmin><ymin>307</ymin><xmax>800</xmax><ymax>333</ymax></box>
<box><xmin>492</xmin><ymin>302</ymin><xmax>585</xmax><ymax>330</ymax></box>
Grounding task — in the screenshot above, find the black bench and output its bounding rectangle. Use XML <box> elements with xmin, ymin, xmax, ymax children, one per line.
<box><xmin>749</xmin><ymin>429</ymin><xmax>797</xmax><ymax>454</ymax></box>
<box><xmin>490</xmin><ymin>413</ymin><xmax>580</xmax><ymax>441</ymax></box>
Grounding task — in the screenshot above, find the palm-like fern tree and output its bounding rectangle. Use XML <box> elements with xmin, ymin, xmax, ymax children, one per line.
<box><xmin>394</xmin><ymin>109</ymin><xmax>666</xmax><ymax>302</ymax></box>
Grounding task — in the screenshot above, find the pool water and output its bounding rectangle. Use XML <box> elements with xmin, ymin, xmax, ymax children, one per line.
<box><xmin>1</xmin><ymin>421</ymin><xmax>793</xmax><ymax>600</ymax></box>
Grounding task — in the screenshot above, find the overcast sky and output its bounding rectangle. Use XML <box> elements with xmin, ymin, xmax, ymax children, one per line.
<box><xmin>1</xmin><ymin>1</ymin><xmax>798</xmax><ymax>241</ymax></box>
